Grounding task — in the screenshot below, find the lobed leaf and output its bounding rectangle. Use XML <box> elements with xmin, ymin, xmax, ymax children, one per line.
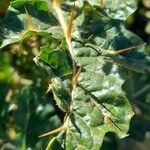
<box><xmin>0</xmin><ymin>0</ymin><xmax>150</xmax><ymax>150</ymax></box>
<box><xmin>0</xmin><ymin>0</ymin><xmax>62</xmax><ymax>49</ymax></box>
<box><xmin>34</xmin><ymin>1</ymin><xmax>150</xmax><ymax>149</ymax></box>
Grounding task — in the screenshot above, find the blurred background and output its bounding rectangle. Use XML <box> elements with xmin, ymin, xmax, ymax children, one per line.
<box><xmin>0</xmin><ymin>0</ymin><xmax>150</xmax><ymax>150</ymax></box>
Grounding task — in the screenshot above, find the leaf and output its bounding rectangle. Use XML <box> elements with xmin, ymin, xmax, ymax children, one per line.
<box><xmin>72</xmin><ymin>6</ymin><xmax>150</xmax><ymax>73</ymax></box>
<box><xmin>1</xmin><ymin>0</ymin><xmax>150</xmax><ymax>150</ymax></box>
<box><xmin>33</xmin><ymin>1</ymin><xmax>150</xmax><ymax>150</ymax></box>
<box><xmin>38</xmin><ymin>45</ymin><xmax>72</xmax><ymax>77</ymax></box>
<box><xmin>64</xmin><ymin>57</ymin><xmax>134</xmax><ymax>150</ymax></box>
<box><xmin>35</xmin><ymin>43</ymin><xmax>72</xmax><ymax>112</ymax></box>
<box><xmin>35</xmin><ymin>26</ymin><xmax>135</xmax><ymax>150</ymax></box>
<box><xmin>0</xmin><ymin>0</ymin><xmax>62</xmax><ymax>49</ymax></box>
<box><xmin>0</xmin><ymin>0</ymin><xmax>138</xmax><ymax>49</ymax></box>
<box><xmin>78</xmin><ymin>0</ymin><xmax>138</xmax><ymax>20</ymax></box>
<box><xmin>62</xmin><ymin>35</ymin><xmax>134</xmax><ymax>148</ymax></box>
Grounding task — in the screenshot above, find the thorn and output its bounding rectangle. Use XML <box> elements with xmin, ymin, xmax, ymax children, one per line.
<box><xmin>100</xmin><ymin>0</ymin><xmax>104</xmax><ymax>7</ymax></box>
<box><xmin>39</xmin><ymin>117</ymin><xmax>68</xmax><ymax>138</ymax></box>
<box><xmin>124</xmin><ymin>0</ymin><xmax>128</xmax><ymax>4</ymax></box>
<box><xmin>33</xmin><ymin>57</ymin><xmax>38</xmax><ymax>64</ymax></box>
<box><xmin>110</xmin><ymin>45</ymin><xmax>141</xmax><ymax>55</ymax></box>
<box><xmin>72</xmin><ymin>66</ymin><xmax>82</xmax><ymax>87</ymax></box>
<box><xmin>74</xmin><ymin>1</ymin><xmax>79</xmax><ymax>7</ymax></box>
<box><xmin>25</xmin><ymin>7</ymin><xmax>34</xmax><ymax>30</ymax></box>
<box><xmin>53</xmin><ymin>0</ymin><xmax>61</xmax><ymax>8</ymax></box>
<box><xmin>46</xmin><ymin>83</ymin><xmax>52</xmax><ymax>94</ymax></box>
<box><xmin>39</xmin><ymin>125</ymin><xmax>66</xmax><ymax>138</ymax></box>
<box><xmin>52</xmin><ymin>0</ymin><xmax>74</xmax><ymax>58</ymax></box>
<box><xmin>85</xmin><ymin>34</ymin><xmax>94</xmax><ymax>42</ymax></box>
<box><xmin>67</xmin><ymin>4</ymin><xmax>76</xmax><ymax>41</ymax></box>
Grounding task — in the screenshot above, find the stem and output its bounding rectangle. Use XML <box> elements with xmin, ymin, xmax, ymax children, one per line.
<box><xmin>52</xmin><ymin>0</ymin><xmax>77</xmax><ymax>109</ymax></box>
<box><xmin>52</xmin><ymin>0</ymin><xmax>74</xmax><ymax>59</ymax></box>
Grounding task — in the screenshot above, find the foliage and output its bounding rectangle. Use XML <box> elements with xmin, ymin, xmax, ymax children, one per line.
<box><xmin>0</xmin><ymin>0</ymin><xmax>150</xmax><ymax>150</ymax></box>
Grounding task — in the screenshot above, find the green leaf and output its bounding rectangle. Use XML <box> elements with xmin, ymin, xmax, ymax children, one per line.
<box><xmin>72</xmin><ymin>7</ymin><xmax>150</xmax><ymax>73</ymax></box>
<box><xmin>34</xmin><ymin>59</ymin><xmax>72</xmax><ymax>112</ymax></box>
<box><xmin>33</xmin><ymin>1</ymin><xmax>149</xmax><ymax>149</ymax></box>
<box><xmin>1</xmin><ymin>0</ymin><xmax>149</xmax><ymax>150</ymax></box>
<box><xmin>0</xmin><ymin>0</ymin><xmax>62</xmax><ymax>49</ymax></box>
<box><xmin>78</xmin><ymin>0</ymin><xmax>138</xmax><ymax>20</ymax></box>
<box><xmin>35</xmin><ymin>25</ymin><xmax>135</xmax><ymax>150</ymax></box>
<box><xmin>64</xmin><ymin>61</ymin><xmax>134</xmax><ymax>149</ymax></box>
<box><xmin>35</xmin><ymin>43</ymin><xmax>73</xmax><ymax>112</ymax></box>
<box><xmin>38</xmin><ymin>45</ymin><xmax>72</xmax><ymax>77</ymax></box>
